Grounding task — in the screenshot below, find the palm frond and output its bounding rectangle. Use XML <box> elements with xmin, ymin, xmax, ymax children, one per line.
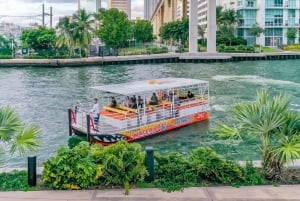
<box><xmin>0</xmin><ymin>105</ymin><xmax>21</xmax><ymax>141</ymax></box>
<box><xmin>273</xmin><ymin>135</ymin><xmax>300</xmax><ymax>165</ymax></box>
<box><xmin>10</xmin><ymin>125</ymin><xmax>42</xmax><ymax>156</ymax></box>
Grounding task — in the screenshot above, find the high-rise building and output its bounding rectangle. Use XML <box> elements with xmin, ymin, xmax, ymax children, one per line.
<box><xmin>219</xmin><ymin>0</ymin><xmax>300</xmax><ymax>46</ymax></box>
<box><xmin>107</xmin><ymin>0</ymin><xmax>131</xmax><ymax>19</ymax></box>
<box><xmin>144</xmin><ymin>0</ymin><xmax>159</xmax><ymax>20</ymax></box>
<box><xmin>78</xmin><ymin>0</ymin><xmax>101</xmax><ymax>13</ymax></box>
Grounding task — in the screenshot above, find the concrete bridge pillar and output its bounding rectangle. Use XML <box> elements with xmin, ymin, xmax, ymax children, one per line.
<box><xmin>207</xmin><ymin>0</ymin><xmax>217</xmax><ymax>53</ymax></box>
<box><xmin>189</xmin><ymin>0</ymin><xmax>198</xmax><ymax>53</ymax></box>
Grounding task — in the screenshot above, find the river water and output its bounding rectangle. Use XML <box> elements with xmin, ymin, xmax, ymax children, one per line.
<box><xmin>1</xmin><ymin>60</ymin><xmax>300</xmax><ymax>167</ymax></box>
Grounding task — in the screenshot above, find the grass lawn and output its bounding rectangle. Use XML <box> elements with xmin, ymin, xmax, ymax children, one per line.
<box><xmin>262</xmin><ymin>47</ymin><xmax>281</xmax><ymax>53</ymax></box>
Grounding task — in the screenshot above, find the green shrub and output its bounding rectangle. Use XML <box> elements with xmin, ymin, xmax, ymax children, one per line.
<box><xmin>189</xmin><ymin>147</ymin><xmax>244</xmax><ymax>184</ymax></box>
<box><xmin>0</xmin><ymin>55</ymin><xmax>13</xmax><ymax>59</ymax></box>
<box><xmin>0</xmin><ymin>170</ymin><xmax>35</xmax><ymax>191</ymax></box>
<box><xmin>154</xmin><ymin>152</ymin><xmax>197</xmax><ymax>192</ymax></box>
<box><xmin>68</xmin><ymin>135</ymin><xmax>86</xmax><ymax>149</ymax></box>
<box><xmin>217</xmin><ymin>44</ymin><xmax>226</xmax><ymax>51</ymax></box>
<box><xmin>242</xmin><ymin>161</ymin><xmax>267</xmax><ymax>186</ymax></box>
<box><xmin>246</xmin><ymin>46</ymin><xmax>255</xmax><ymax>52</ymax></box>
<box><xmin>23</xmin><ymin>55</ymin><xmax>45</xmax><ymax>59</ymax></box>
<box><xmin>91</xmin><ymin>141</ymin><xmax>148</xmax><ymax>195</ymax></box>
<box><xmin>42</xmin><ymin>142</ymin><xmax>102</xmax><ymax>189</ymax></box>
<box><xmin>237</xmin><ymin>45</ymin><xmax>246</xmax><ymax>51</ymax></box>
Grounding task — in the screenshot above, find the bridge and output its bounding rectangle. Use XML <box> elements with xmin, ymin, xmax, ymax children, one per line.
<box><xmin>150</xmin><ymin>0</ymin><xmax>216</xmax><ymax>53</ymax></box>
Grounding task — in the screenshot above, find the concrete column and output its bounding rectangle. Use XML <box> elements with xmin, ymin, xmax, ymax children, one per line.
<box><xmin>189</xmin><ymin>0</ymin><xmax>198</xmax><ymax>53</ymax></box>
<box><xmin>207</xmin><ymin>0</ymin><xmax>216</xmax><ymax>53</ymax></box>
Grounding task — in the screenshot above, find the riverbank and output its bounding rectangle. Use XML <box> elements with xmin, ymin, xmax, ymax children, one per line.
<box><xmin>1</xmin><ymin>52</ymin><xmax>300</xmax><ymax>67</ymax></box>
<box><xmin>1</xmin><ymin>185</ymin><xmax>300</xmax><ymax>201</ymax></box>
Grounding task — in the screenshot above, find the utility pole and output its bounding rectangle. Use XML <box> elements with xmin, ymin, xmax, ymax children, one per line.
<box><xmin>50</xmin><ymin>7</ymin><xmax>52</xmax><ymax>28</ymax></box>
<box><xmin>42</xmin><ymin>4</ymin><xmax>45</xmax><ymax>26</ymax></box>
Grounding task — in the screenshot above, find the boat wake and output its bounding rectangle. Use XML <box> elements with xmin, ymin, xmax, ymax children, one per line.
<box><xmin>212</xmin><ymin>75</ymin><xmax>300</xmax><ymax>87</ymax></box>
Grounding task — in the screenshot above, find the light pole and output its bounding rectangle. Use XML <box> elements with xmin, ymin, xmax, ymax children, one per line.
<box><xmin>11</xmin><ymin>39</ymin><xmax>14</xmax><ymax>59</ymax></box>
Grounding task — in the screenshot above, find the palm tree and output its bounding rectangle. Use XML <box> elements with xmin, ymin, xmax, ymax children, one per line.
<box><xmin>218</xmin><ymin>90</ymin><xmax>300</xmax><ymax>180</ymax></box>
<box><xmin>0</xmin><ymin>105</ymin><xmax>41</xmax><ymax>165</ymax></box>
<box><xmin>72</xmin><ymin>9</ymin><xmax>94</xmax><ymax>57</ymax></box>
<box><xmin>56</xmin><ymin>16</ymin><xmax>76</xmax><ymax>56</ymax></box>
<box><xmin>198</xmin><ymin>25</ymin><xmax>206</xmax><ymax>47</ymax></box>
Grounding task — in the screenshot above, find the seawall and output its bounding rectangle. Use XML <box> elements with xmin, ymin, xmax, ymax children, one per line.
<box><xmin>1</xmin><ymin>52</ymin><xmax>300</xmax><ymax>67</ymax></box>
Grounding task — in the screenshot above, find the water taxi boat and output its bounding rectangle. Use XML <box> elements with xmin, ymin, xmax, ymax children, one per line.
<box><xmin>68</xmin><ymin>78</ymin><xmax>210</xmax><ymax>145</ymax></box>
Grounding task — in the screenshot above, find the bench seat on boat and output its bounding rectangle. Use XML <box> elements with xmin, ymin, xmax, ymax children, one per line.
<box><xmin>103</xmin><ymin>106</ymin><xmax>129</xmax><ymax>115</ymax></box>
<box><xmin>100</xmin><ymin>110</ymin><xmax>137</xmax><ymax>120</ymax></box>
<box><xmin>117</xmin><ymin>105</ymin><xmax>138</xmax><ymax>113</ymax></box>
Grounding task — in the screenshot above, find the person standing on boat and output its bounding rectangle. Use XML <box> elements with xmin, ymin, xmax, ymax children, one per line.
<box><xmin>74</xmin><ymin>101</ymin><xmax>81</xmax><ymax>116</ymax></box>
<box><xmin>90</xmin><ymin>98</ymin><xmax>100</xmax><ymax>129</ymax></box>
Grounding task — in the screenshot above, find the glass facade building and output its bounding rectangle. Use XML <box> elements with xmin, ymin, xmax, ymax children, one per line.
<box><xmin>220</xmin><ymin>0</ymin><xmax>300</xmax><ymax>46</ymax></box>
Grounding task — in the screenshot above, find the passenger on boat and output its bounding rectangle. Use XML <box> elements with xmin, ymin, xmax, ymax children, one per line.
<box><xmin>149</xmin><ymin>92</ymin><xmax>158</xmax><ymax>105</ymax></box>
<box><xmin>131</xmin><ymin>95</ymin><xmax>137</xmax><ymax>104</ymax></box>
<box><xmin>130</xmin><ymin>97</ymin><xmax>138</xmax><ymax>109</ymax></box>
<box><xmin>90</xmin><ymin>98</ymin><xmax>100</xmax><ymax>128</ymax></box>
<box><xmin>123</xmin><ymin>96</ymin><xmax>130</xmax><ymax>107</ymax></box>
<box><xmin>187</xmin><ymin>91</ymin><xmax>194</xmax><ymax>99</ymax></box>
<box><xmin>110</xmin><ymin>97</ymin><xmax>117</xmax><ymax>108</ymax></box>
<box><xmin>138</xmin><ymin>96</ymin><xmax>144</xmax><ymax>108</ymax></box>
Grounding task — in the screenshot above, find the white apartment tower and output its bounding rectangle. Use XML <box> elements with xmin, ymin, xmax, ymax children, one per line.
<box><xmin>219</xmin><ymin>0</ymin><xmax>300</xmax><ymax>46</ymax></box>
<box><xmin>107</xmin><ymin>0</ymin><xmax>131</xmax><ymax>19</ymax></box>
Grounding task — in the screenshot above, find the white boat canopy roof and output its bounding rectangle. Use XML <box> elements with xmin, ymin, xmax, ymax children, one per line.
<box><xmin>91</xmin><ymin>78</ymin><xmax>209</xmax><ymax>96</ymax></box>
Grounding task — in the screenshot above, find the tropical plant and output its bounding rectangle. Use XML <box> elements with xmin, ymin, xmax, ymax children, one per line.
<box><xmin>91</xmin><ymin>141</ymin><xmax>148</xmax><ymax>195</ymax></box>
<box><xmin>286</xmin><ymin>28</ymin><xmax>297</xmax><ymax>45</ymax></box>
<box><xmin>96</xmin><ymin>8</ymin><xmax>132</xmax><ymax>54</ymax></box>
<box><xmin>0</xmin><ymin>35</ymin><xmax>15</xmax><ymax>56</ymax></box>
<box><xmin>159</xmin><ymin>18</ymin><xmax>189</xmax><ymax>47</ymax></box>
<box><xmin>154</xmin><ymin>152</ymin><xmax>197</xmax><ymax>192</ymax></box>
<box><xmin>21</xmin><ymin>27</ymin><xmax>56</xmax><ymax>57</ymax></box>
<box><xmin>189</xmin><ymin>147</ymin><xmax>244</xmax><ymax>184</ymax></box>
<box><xmin>42</xmin><ymin>142</ymin><xmax>102</xmax><ymax>189</ymax></box>
<box><xmin>72</xmin><ymin>9</ymin><xmax>94</xmax><ymax>57</ymax></box>
<box><xmin>0</xmin><ymin>170</ymin><xmax>36</xmax><ymax>191</ymax></box>
<box><xmin>198</xmin><ymin>25</ymin><xmax>206</xmax><ymax>46</ymax></box>
<box><xmin>0</xmin><ymin>105</ymin><xmax>41</xmax><ymax>163</ymax></box>
<box><xmin>56</xmin><ymin>16</ymin><xmax>76</xmax><ymax>56</ymax></box>
<box><xmin>132</xmin><ymin>20</ymin><xmax>153</xmax><ymax>43</ymax></box>
<box><xmin>217</xmin><ymin>90</ymin><xmax>300</xmax><ymax>180</ymax></box>
<box><xmin>249</xmin><ymin>24</ymin><xmax>264</xmax><ymax>51</ymax></box>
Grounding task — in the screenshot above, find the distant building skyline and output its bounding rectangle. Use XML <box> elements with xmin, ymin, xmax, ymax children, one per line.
<box><xmin>107</xmin><ymin>0</ymin><xmax>131</xmax><ymax>19</ymax></box>
<box><xmin>78</xmin><ymin>0</ymin><xmax>102</xmax><ymax>13</ymax></box>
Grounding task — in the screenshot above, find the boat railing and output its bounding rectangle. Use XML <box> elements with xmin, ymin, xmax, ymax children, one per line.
<box><xmin>71</xmin><ymin>98</ymin><xmax>209</xmax><ymax>135</ymax></box>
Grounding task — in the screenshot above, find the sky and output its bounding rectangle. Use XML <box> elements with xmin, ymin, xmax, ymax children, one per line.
<box><xmin>0</xmin><ymin>0</ymin><xmax>143</xmax><ymax>27</ymax></box>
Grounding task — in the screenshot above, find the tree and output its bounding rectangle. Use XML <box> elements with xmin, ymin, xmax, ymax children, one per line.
<box><xmin>217</xmin><ymin>90</ymin><xmax>300</xmax><ymax>180</ymax></box>
<box><xmin>21</xmin><ymin>27</ymin><xmax>56</xmax><ymax>57</ymax></box>
<box><xmin>0</xmin><ymin>105</ymin><xmax>41</xmax><ymax>166</ymax></box>
<box><xmin>96</xmin><ymin>8</ymin><xmax>132</xmax><ymax>53</ymax></box>
<box><xmin>198</xmin><ymin>25</ymin><xmax>206</xmax><ymax>45</ymax></box>
<box><xmin>0</xmin><ymin>35</ymin><xmax>15</xmax><ymax>56</ymax></box>
<box><xmin>132</xmin><ymin>20</ymin><xmax>153</xmax><ymax>43</ymax></box>
<box><xmin>286</xmin><ymin>28</ymin><xmax>297</xmax><ymax>45</ymax></box>
<box><xmin>216</xmin><ymin>8</ymin><xmax>240</xmax><ymax>47</ymax></box>
<box><xmin>72</xmin><ymin>9</ymin><xmax>94</xmax><ymax>57</ymax></box>
<box><xmin>56</xmin><ymin>16</ymin><xmax>76</xmax><ymax>56</ymax></box>
<box><xmin>159</xmin><ymin>18</ymin><xmax>189</xmax><ymax>47</ymax></box>
<box><xmin>249</xmin><ymin>24</ymin><xmax>264</xmax><ymax>51</ymax></box>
